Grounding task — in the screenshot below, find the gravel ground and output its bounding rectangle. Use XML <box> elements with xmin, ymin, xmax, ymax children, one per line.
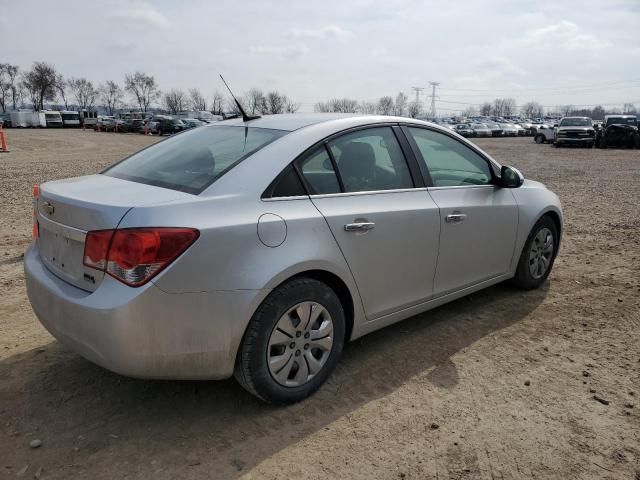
<box><xmin>0</xmin><ymin>129</ymin><xmax>638</xmax><ymax>479</ymax></box>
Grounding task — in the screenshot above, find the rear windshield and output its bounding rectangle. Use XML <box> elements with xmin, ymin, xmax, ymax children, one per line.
<box><xmin>103</xmin><ymin>125</ymin><xmax>286</xmax><ymax>194</ymax></box>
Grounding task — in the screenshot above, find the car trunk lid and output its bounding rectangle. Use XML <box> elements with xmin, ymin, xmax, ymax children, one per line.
<box><xmin>36</xmin><ymin>174</ymin><xmax>193</xmax><ymax>292</ymax></box>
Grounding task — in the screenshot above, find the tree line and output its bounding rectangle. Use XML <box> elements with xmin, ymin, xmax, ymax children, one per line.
<box><xmin>0</xmin><ymin>61</ymin><xmax>300</xmax><ymax>116</ymax></box>
<box><xmin>2</xmin><ymin>62</ymin><xmax>637</xmax><ymax>120</ymax></box>
<box><xmin>315</xmin><ymin>96</ymin><xmax>637</xmax><ymax>120</ymax></box>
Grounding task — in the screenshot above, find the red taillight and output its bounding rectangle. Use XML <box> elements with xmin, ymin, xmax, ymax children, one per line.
<box><xmin>83</xmin><ymin>230</ymin><xmax>114</xmax><ymax>270</ymax></box>
<box><xmin>83</xmin><ymin>228</ymin><xmax>199</xmax><ymax>287</ymax></box>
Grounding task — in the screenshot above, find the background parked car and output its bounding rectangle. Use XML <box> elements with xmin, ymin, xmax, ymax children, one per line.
<box><xmin>499</xmin><ymin>123</ymin><xmax>518</xmax><ymax>137</ymax></box>
<box><xmin>554</xmin><ymin>117</ymin><xmax>595</xmax><ymax>148</ymax></box>
<box><xmin>453</xmin><ymin>124</ymin><xmax>475</xmax><ymax>137</ymax></box>
<box><xmin>123</xmin><ymin>118</ymin><xmax>144</xmax><ymax>133</ymax></box>
<box><xmin>95</xmin><ymin>116</ymin><xmax>116</xmax><ymax>131</ymax></box>
<box><xmin>533</xmin><ymin>124</ymin><xmax>555</xmax><ymax>144</ymax></box>
<box><xmin>181</xmin><ymin>118</ymin><xmax>205</xmax><ymax>129</ymax></box>
<box><xmin>485</xmin><ymin>122</ymin><xmax>504</xmax><ymax>137</ymax></box>
<box><xmin>595</xmin><ymin>115</ymin><xmax>639</xmax><ymax>149</ymax></box>
<box><xmin>471</xmin><ymin>123</ymin><xmax>492</xmax><ymax>137</ymax></box>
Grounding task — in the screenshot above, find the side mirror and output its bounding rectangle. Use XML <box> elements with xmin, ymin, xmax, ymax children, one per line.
<box><xmin>553</xmin><ymin>124</ymin><xmax>559</xmax><ymax>128</ymax></box>
<box><xmin>500</xmin><ymin>165</ymin><xmax>524</xmax><ymax>188</ymax></box>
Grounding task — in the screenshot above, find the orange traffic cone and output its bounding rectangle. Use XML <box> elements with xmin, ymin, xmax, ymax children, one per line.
<box><xmin>0</xmin><ymin>126</ymin><xmax>8</xmax><ymax>153</ymax></box>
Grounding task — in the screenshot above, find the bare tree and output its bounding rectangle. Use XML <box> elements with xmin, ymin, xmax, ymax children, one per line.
<box><xmin>559</xmin><ymin>105</ymin><xmax>574</xmax><ymax>116</ymax></box>
<box><xmin>623</xmin><ymin>103</ymin><xmax>637</xmax><ymax>114</ymax></box>
<box><xmin>163</xmin><ymin>89</ymin><xmax>187</xmax><ymax>114</ymax></box>
<box><xmin>68</xmin><ymin>78</ymin><xmax>98</xmax><ymax>111</ymax></box>
<box><xmin>503</xmin><ymin>98</ymin><xmax>517</xmax><ymax>116</ymax></box>
<box><xmin>407</xmin><ymin>100</ymin><xmax>422</xmax><ymax>118</ymax></box>
<box><xmin>0</xmin><ymin>64</ymin><xmax>9</xmax><ymax>112</ymax></box>
<box><xmin>21</xmin><ymin>62</ymin><xmax>59</xmax><ymax>110</ymax></box>
<box><xmin>358</xmin><ymin>101</ymin><xmax>377</xmax><ymax>114</ymax></box>
<box><xmin>479</xmin><ymin>102</ymin><xmax>492</xmax><ymax>116</ymax></box>
<box><xmin>461</xmin><ymin>106</ymin><xmax>478</xmax><ymax>117</ymax></box>
<box><xmin>284</xmin><ymin>97</ymin><xmax>300</xmax><ymax>113</ymax></box>
<box><xmin>124</xmin><ymin>71</ymin><xmax>159</xmax><ymax>112</ymax></box>
<box><xmin>521</xmin><ymin>102</ymin><xmax>544</xmax><ymax>118</ymax></box>
<box><xmin>245</xmin><ymin>88</ymin><xmax>267</xmax><ymax>115</ymax></box>
<box><xmin>7</xmin><ymin>65</ymin><xmax>19</xmax><ymax>110</ymax></box>
<box><xmin>189</xmin><ymin>88</ymin><xmax>207</xmax><ymax>111</ymax></box>
<box><xmin>377</xmin><ymin>96</ymin><xmax>394</xmax><ymax>115</ymax></box>
<box><xmin>394</xmin><ymin>92</ymin><xmax>408</xmax><ymax>117</ymax></box>
<box><xmin>211</xmin><ymin>91</ymin><xmax>225</xmax><ymax>115</ymax></box>
<box><xmin>99</xmin><ymin>81</ymin><xmax>124</xmax><ymax>115</ymax></box>
<box><xmin>315</xmin><ymin>98</ymin><xmax>358</xmax><ymax>113</ymax></box>
<box><xmin>0</xmin><ymin>64</ymin><xmax>20</xmax><ymax>111</ymax></box>
<box><xmin>266</xmin><ymin>91</ymin><xmax>285</xmax><ymax>114</ymax></box>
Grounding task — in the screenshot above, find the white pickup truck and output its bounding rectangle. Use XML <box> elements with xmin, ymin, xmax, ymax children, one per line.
<box><xmin>533</xmin><ymin>124</ymin><xmax>556</xmax><ymax>144</ymax></box>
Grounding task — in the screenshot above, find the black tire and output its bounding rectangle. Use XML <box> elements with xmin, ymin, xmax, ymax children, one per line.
<box><xmin>511</xmin><ymin>216</ymin><xmax>559</xmax><ymax>290</ymax></box>
<box><xmin>534</xmin><ymin>134</ymin><xmax>544</xmax><ymax>144</ymax></box>
<box><xmin>234</xmin><ymin>277</ymin><xmax>346</xmax><ymax>404</ymax></box>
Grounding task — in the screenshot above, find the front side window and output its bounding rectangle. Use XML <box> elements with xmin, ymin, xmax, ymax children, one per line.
<box><xmin>327</xmin><ymin>127</ymin><xmax>413</xmax><ymax>192</ymax></box>
<box><xmin>407</xmin><ymin>127</ymin><xmax>493</xmax><ymax>187</ymax></box>
<box><xmin>104</xmin><ymin>126</ymin><xmax>286</xmax><ymax>194</ymax></box>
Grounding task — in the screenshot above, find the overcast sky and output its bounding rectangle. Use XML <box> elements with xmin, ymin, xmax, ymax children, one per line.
<box><xmin>1</xmin><ymin>0</ymin><xmax>639</xmax><ymax>113</ymax></box>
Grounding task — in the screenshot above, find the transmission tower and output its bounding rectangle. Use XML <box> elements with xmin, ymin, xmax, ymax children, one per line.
<box><xmin>411</xmin><ymin>86</ymin><xmax>424</xmax><ymax>104</ymax></box>
<box><xmin>428</xmin><ymin>81</ymin><xmax>440</xmax><ymax>119</ymax></box>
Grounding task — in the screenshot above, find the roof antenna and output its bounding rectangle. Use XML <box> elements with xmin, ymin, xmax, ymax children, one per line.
<box><xmin>219</xmin><ymin>74</ymin><xmax>260</xmax><ymax>122</ymax></box>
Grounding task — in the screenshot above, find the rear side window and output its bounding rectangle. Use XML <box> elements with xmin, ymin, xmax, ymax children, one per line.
<box><xmin>298</xmin><ymin>146</ymin><xmax>341</xmax><ymax>195</ymax></box>
<box><xmin>104</xmin><ymin>126</ymin><xmax>286</xmax><ymax>194</ymax></box>
<box><xmin>407</xmin><ymin>127</ymin><xmax>493</xmax><ymax>187</ymax></box>
<box><xmin>327</xmin><ymin>127</ymin><xmax>413</xmax><ymax>192</ymax></box>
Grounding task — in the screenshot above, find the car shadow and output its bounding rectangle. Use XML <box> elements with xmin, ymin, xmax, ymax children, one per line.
<box><xmin>1</xmin><ymin>282</ymin><xmax>547</xmax><ymax>478</ymax></box>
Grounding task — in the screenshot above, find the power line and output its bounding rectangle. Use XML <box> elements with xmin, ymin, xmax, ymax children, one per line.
<box><xmin>411</xmin><ymin>86</ymin><xmax>424</xmax><ymax>105</ymax></box>
<box><xmin>438</xmin><ymin>79</ymin><xmax>640</xmax><ymax>93</ymax></box>
<box><xmin>428</xmin><ymin>81</ymin><xmax>439</xmax><ymax>118</ymax></box>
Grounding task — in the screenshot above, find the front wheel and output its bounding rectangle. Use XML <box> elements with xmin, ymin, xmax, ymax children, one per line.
<box><xmin>511</xmin><ymin>216</ymin><xmax>558</xmax><ymax>290</ymax></box>
<box><xmin>534</xmin><ymin>134</ymin><xmax>544</xmax><ymax>144</ymax></box>
<box><xmin>235</xmin><ymin>277</ymin><xmax>345</xmax><ymax>404</ymax></box>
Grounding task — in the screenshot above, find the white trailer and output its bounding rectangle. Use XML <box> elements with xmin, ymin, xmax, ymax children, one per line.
<box><xmin>61</xmin><ymin>110</ymin><xmax>80</xmax><ymax>127</ymax></box>
<box><xmin>9</xmin><ymin>111</ymin><xmax>46</xmax><ymax>128</ymax></box>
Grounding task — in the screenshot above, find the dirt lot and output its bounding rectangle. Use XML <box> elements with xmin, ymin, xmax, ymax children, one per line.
<box><xmin>0</xmin><ymin>129</ymin><xmax>638</xmax><ymax>479</ymax></box>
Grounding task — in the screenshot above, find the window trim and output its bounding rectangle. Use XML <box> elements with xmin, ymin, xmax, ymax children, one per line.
<box><xmin>400</xmin><ymin>124</ymin><xmax>501</xmax><ymax>188</ymax></box>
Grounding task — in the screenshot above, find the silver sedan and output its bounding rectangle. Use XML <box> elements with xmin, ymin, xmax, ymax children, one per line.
<box><xmin>25</xmin><ymin>114</ymin><xmax>562</xmax><ymax>403</ymax></box>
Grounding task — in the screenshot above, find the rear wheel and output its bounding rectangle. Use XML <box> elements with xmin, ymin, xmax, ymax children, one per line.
<box><xmin>534</xmin><ymin>134</ymin><xmax>544</xmax><ymax>144</ymax></box>
<box><xmin>235</xmin><ymin>277</ymin><xmax>345</xmax><ymax>404</ymax></box>
<box><xmin>511</xmin><ymin>216</ymin><xmax>558</xmax><ymax>290</ymax></box>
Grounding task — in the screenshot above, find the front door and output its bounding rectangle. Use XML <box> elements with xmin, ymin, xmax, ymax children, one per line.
<box><xmin>404</xmin><ymin>126</ymin><xmax>518</xmax><ymax>295</ymax></box>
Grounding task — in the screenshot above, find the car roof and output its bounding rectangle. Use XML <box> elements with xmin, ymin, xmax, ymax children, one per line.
<box><xmin>209</xmin><ymin>113</ymin><xmax>388</xmax><ymax>132</ymax></box>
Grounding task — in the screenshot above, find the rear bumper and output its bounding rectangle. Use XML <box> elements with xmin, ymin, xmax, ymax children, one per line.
<box><xmin>24</xmin><ymin>245</ymin><xmax>263</xmax><ymax>380</ymax></box>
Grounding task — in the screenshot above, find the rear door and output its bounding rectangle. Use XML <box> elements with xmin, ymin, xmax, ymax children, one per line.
<box><xmin>297</xmin><ymin>126</ymin><xmax>441</xmax><ymax>320</ymax></box>
<box><xmin>404</xmin><ymin>126</ymin><xmax>518</xmax><ymax>296</ymax></box>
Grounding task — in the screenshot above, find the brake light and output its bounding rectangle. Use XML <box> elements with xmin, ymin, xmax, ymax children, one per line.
<box><xmin>83</xmin><ymin>228</ymin><xmax>199</xmax><ymax>287</ymax></box>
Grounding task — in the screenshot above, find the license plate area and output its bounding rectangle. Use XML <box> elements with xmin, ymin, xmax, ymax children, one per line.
<box><xmin>37</xmin><ymin>214</ymin><xmax>103</xmax><ymax>291</ymax></box>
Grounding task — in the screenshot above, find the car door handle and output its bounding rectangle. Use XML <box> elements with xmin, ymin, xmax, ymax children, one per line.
<box><xmin>445</xmin><ymin>213</ymin><xmax>467</xmax><ymax>223</ymax></box>
<box><xmin>344</xmin><ymin>222</ymin><xmax>376</xmax><ymax>232</ymax></box>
